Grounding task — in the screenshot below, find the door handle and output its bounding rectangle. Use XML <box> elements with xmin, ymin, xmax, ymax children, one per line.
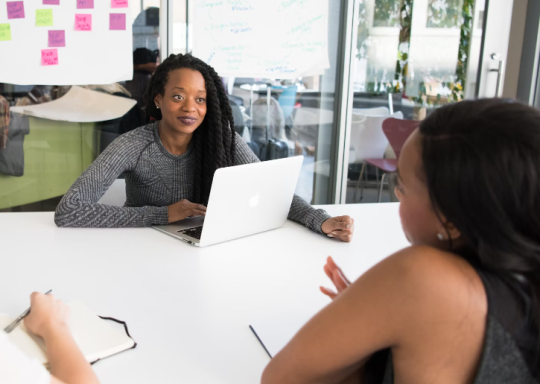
<box><xmin>489</xmin><ymin>53</ymin><xmax>504</xmax><ymax>98</ymax></box>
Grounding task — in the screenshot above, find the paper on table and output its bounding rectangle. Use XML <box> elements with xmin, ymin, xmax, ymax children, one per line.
<box><xmin>10</xmin><ymin>86</ymin><xmax>136</xmax><ymax>122</ymax></box>
<box><xmin>65</xmin><ymin>301</ymin><xmax>135</xmax><ymax>363</ymax></box>
<box><xmin>0</xmin><ymin>301</ymin><xmax>135</xmax><ymax>365</ymax></box>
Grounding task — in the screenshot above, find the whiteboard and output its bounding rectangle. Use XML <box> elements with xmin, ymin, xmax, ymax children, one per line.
<box><xmin>192</xmin><ymin>0</ymin><xmax>330</xmax><ymax>79</ymax></box>
<box><xmin>0</xmin><ymin>0</ymin><xmax>133</xmax><ymax>85</ymax></box>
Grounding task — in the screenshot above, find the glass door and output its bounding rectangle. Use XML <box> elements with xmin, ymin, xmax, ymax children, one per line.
<box><xmin>169</xmin><ymin>0</ymin><xmax>349</xmax><ymax>205</ymax></box>
<box><xmin>343</xmin><ymin>0</ymin><xmax>497</xmax><ymax>204</ymax></box>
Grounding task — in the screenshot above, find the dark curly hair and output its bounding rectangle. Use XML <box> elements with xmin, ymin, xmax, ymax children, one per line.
<box><xmin>143</xmin><ymin>53</ymin><xmax>236</xmax><ymax>205</ymax></box>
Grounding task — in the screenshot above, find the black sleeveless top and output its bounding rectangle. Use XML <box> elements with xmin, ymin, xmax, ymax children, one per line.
<box><xmin>364</xmin><ymin>269</ymin><xmax>539</xmax><ymax>384</ymax></box>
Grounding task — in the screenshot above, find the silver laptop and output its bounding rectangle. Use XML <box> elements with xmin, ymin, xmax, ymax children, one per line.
<box><xmin>152</xmin><ymin>156</ymin><xmax>304</xmax><ymax>247</ymax></box>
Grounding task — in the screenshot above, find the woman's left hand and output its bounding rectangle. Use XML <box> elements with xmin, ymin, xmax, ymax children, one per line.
<box><xmin>319</xmin><ymin>256</ymin><xmax>351</xmax><ymax>299</ymax></box>
<box><xmin>322</xmin><ymin>215</ymin><xmax>354</xmax><ymax>242</ymax></box>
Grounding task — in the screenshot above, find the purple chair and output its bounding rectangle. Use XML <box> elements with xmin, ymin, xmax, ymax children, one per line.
<box><xmin>363</xmin><ymin>118</ymin><xmax>419</xmax><ymax>202</ymax></box>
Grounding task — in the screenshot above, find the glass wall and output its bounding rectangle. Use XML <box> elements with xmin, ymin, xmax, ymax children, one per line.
<box><xmin>169</xmin><ymin>0</ymin><xmax>346</xmax><ymax>205</ymax></box>
<box><xmin>345</xmin><ymin>0</ymin><xmax>486</xmax><ymax>203</ymax></box>
<box><xmin>0</xmin><ymin>0</ymin><xmax>347</xmax><ymax>211</ymax></box>
<box><xmin>0</xmin><ymin>0</ymin><xmax>492</xmax><ymax>212</ymax></box>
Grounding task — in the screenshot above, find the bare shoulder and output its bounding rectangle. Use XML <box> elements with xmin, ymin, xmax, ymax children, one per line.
<box><xmin>379</xmin><ymin>245</ymin><xmax>484</xmax><ymax>287</ymax></box>
<box><xmin>350</xmin><ymin>245</ymin><xmax>488</xmax><ymax>332</ymax></box>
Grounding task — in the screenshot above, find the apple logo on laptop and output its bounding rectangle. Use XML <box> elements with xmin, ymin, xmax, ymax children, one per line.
<box><xmin>249</xmin><ymin>193</ymin><xmax>260</xmax><ymax>208</ymax></box>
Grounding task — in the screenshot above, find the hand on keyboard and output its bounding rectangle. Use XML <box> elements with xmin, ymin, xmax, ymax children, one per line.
<box><xmin>178</xmin><ymin>226</ymin><xmax>203</xmax><ymax>240</ymax></box>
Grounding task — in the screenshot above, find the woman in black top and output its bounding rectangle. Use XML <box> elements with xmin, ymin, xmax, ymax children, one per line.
<box><xmin>262</xmin><ymin>99</ymin><xmax>540</xmax><ymax>384</ymax></box>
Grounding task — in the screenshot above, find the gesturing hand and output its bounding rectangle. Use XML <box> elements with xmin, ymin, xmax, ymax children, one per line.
<box><xmin>319</xmin><ymin>256</ymin><xmax>352</xmax><ymax>300</ymax></box>
<box><xmin>322</xmin><ymin>215</ymin><xmax>354</xmax><ymax>242</ymax></box>
<box><xmin>168</xmin><ymin>199</ymin><xmax>207</xmax><ymax>223</ymax></box>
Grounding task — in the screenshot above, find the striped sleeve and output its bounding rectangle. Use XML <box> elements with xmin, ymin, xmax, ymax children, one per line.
<box><xmin>54</xmin><ymin>129</ymin><xmax>168</xmax><ymax>228</ymax></box>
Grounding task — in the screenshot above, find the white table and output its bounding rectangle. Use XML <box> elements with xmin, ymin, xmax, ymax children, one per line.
<box><xmin>0</xmin><ymin>203</ymin><xmax>408</xmax><ymax>384</ymax></box>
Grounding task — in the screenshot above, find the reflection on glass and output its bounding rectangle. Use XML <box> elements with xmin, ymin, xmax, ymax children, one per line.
<box><xmin>170</xmin><ymin>0</ymin><xmax>344</xmax><ymax>205</ymax></box>
<box><xmin>346</xmin><ymin>0</ymin><xmax>485</xmax><ymax>204</ymax></box>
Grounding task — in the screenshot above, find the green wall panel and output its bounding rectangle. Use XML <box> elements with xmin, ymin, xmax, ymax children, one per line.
<box><xmin>0</xmin><ymin>118</ymin><xmax>98</xmax><ymax>210</ymax></box>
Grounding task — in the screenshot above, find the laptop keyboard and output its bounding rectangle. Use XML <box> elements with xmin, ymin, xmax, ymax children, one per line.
<box><xmin>178</xmin><ymin>226</ymin><xmax>203</xmax><ymax>240</ymax></box>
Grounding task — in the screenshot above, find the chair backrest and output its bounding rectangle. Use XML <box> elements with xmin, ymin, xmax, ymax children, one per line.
<box><xmin>98</xmin><ymin>178</ymin><xmax>126</xmax><ymax>207</ymax></box>
<box><xmin>349</xmin><ymin>111</ymin><xmax>403</xmax><ymax>164</ymax></box>
<box><xmin>277</xmin><ymin>86</ymin><xmax>298</xmax><ymax>120</ymax></box>
<box><xmin>352</xmin><ymin>106</ymin><xmax>389</xmax><ymax>116</ymax></box>
<box><xmin>382</xmin><ymin>118</ymin><xmax>419</xmax><ymax>159</ymax></box>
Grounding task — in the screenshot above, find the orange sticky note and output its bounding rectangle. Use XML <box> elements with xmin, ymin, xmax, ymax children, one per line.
<box><xmin>74</xmin><ymin>13</ymin><xmax>91</xmax><ymax>31</ymax></box>
<box><xmin>41</xmin><ymin>48</ymin><xmax>58</xmax><ymax>65</ymax></box>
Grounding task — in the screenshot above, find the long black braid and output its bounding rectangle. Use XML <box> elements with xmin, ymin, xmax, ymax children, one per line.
<box><xmin>143</xmin><ymin>53</ymin><xmax>236</xmax><ymax>205</ymax></box>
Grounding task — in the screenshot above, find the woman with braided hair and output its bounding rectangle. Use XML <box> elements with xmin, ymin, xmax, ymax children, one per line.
<box><xmin>54</xmin><ymin>53</ymin><xmax>354</xmax><ymax>241</ymax></box>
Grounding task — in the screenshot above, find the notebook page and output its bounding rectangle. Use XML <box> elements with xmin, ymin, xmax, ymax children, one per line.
<box><xmin>67</xmin><ymin>301</ymin><xmax>135</xmax><ymax>363</ymax></box>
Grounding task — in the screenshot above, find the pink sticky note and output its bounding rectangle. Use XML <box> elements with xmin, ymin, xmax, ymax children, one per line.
<box><xmin>41</xmin><ymin>49</ymin><xmax>58</xmax><ymax>66</ymax></box>
<box><xmin>48</xmin><ymin>30</ymin><xmax>65</xmax><ymax>47</ymax></box>
<box><xmin>109</xmin><ymin>13</ymin><xmax>126</xmax><ymax>30</ymax></box>
<box><xmin>74</xmin><ymin>14</ymin><xmax>91</xmax><ymax>31</ymax></box>
<box><xmin>7</xmin><ymin>2</ymin><xmax>25</xmax><ymax>19</ymax></box>
<box><xmin>111</xmin><ymin>0</ymin><xmax>128</xmax><ymax>8</ymax></box>
<box><xmin>77</xmin><ymin>0</ymin><xmax>93</xmax><ymax>9</ymax></box>
<box><xmin>43</xmin><ymin>0</ymin><xmax>60</xmax><ymax>5</ymax></box>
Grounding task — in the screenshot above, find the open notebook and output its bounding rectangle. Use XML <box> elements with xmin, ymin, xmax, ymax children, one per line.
<box><xmin>0</xmin><ymin>300</ymin><xmax>136</xmax><ymax>368</ymax></box>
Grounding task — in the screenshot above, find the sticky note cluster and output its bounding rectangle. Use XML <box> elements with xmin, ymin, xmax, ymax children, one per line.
<box><xmin>3</xmin><ymin>0</ymin><xmax>128</xmax><ymax>70</ymax></box>
<box><xmin>41</xmin><ymin>48</ymin><xmax>58</xmax><ymax>65</ymax></box>
<box><xmin>0</xmin><ymin>24</ymin><xmax>11</xmax><ymax>41</ymax></box>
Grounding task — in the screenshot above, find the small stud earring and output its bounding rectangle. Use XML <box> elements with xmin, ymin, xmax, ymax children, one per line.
<box><xmin>437</xmin><ymin>233</ymin><xmax>445</xmax><ymax>241</ymax></box>
<box><xmin>156</xmin><ymin>105</ymin><xmax>160</xmax><ymax>109</ymax></box>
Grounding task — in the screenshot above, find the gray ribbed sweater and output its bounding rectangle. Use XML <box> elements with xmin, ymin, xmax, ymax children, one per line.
<box><xmin>54</xmin><ymin>122</ymin><xmax>331</xmax><ymax>231</ymax></box>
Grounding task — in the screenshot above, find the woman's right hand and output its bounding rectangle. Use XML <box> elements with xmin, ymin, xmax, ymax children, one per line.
<box><xmin>24</xmin><ymin>292</ymin><xmax>70</xmax><ymax>339</ymax></box>
<box><xmin>168</xmin><ymin>199</ymin><xmax>207</xmax><ymax>223</ymax></box>
<box><xmin>320</xmin><ymin>256</ymin><xmax>351</xmax><ymax>300</ymax></box>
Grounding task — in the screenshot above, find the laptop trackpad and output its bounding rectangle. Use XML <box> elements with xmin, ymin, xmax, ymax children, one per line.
<box><xmin>169</xmin><ymin>215</ymin><xmax>205</xmax><ymax>230</ymax></box>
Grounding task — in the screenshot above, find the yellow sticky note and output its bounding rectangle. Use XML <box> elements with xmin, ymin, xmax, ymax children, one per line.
<box><xmin>0</xmin><ymin>24</ymin><xmax>11</xmax><ymax>41</ymax></box>
<box><xmin>36</xmin><ymin>9</ymin><xmax>53</xmax><ymax>26</ymax></box>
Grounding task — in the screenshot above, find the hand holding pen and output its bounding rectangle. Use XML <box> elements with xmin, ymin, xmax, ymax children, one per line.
<box><xmin>4</xmin><ymin>289</ymin><xmax>52</xmax><ymax>333</ymax></box>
